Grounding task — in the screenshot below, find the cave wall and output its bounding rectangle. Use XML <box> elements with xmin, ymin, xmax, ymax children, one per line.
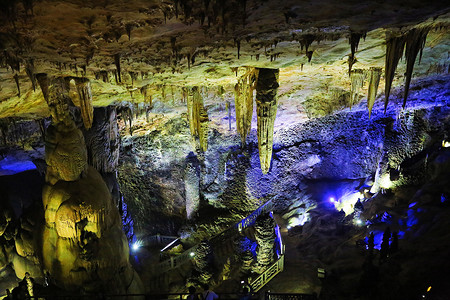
<box><xmin>117</xmin><ymin>75</ymin><xmax>450</xmax><ymax>240</ymax></box>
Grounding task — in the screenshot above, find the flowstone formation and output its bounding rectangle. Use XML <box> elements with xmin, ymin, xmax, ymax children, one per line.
<box><xmin>256</xmin><ymin>68</ymin><xmax>279</xmax><ymax>174</ymax></box>
<box><xmin>39</xmin><ymin>76</ymin><xmax>143</xmax><ymax>295</ymax></box>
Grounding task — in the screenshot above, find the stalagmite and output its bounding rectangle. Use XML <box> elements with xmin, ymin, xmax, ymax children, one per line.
<box><xmin>384</xmin><ymin>32</ymin><xmax>405</xmax><ymax>112</ymax></box>
<box><xmin>350</xmin><ymin>69</ymin><xmax>365</xmax><ymax>108</ymax></box>
<box><xmin>254</xmin><ymin>213</ymin><xmax>276</xmax><ymax>272</ymax></box>
<box><xmin>234</xmin><ymin>67</ymin><xmax>257</xmax><ymax>145</ymax></box>
<box><xmin>74</xmin><ymin>78</ymin><xmax>94</xmax><ymax>129</ymax></box>
<box><xmin>256</xmin><ymin>68</ymin><xmax>279</xmax><ymax>174</ymax></box>
<box><xmin>187</xmin><ymin>87</ymin><xmax>209</xmax><ymax>152</ymax></box>
<box><xmin>403</xmin><ymin>27</ymin><xmax>430</xmax><ymax>108</ymax></box>
<box><xmin>367</xmin><ymin>67</ymin><xmax>382</xmax><ymax>117</ymax></box>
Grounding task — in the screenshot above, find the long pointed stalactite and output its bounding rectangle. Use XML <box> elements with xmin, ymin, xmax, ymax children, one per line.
<box><xmin>256</xmin><ymin>68</ymin><xmax>279</xmax><ymax>174</ymax></box>
<box><xmin>187</xmin><ymin>87</ymin><xmax>209</xmax><ymax>152</ymax></box>
<box><xmin>367</xmin><ymin>67</ymin><xmax>382</xmax><ymax>117</ymax></box>
<box><xmin>13</xmin><ymin>73</ymin><xmax>20</xmax><ymax>97</ymax></box>
<box><xmin>74</xmin><ymin>78</ymin><xmax>94</xmax><ymax>129</ymax></box>
<box><xmin>234</xmin><ymin>67</ymin><xmax>257</xmax><ymax>145</ymax></box>
<box><xmin>384</xmin><ymin>32</ymin><xmax>405</xmax><ymax>112</ymax></box>
<box><xmin>403</xmin><ymin>27</ymin><xmax>430</xmax><ymax>108</ymax></box>
<box><xmin>348</xmin><ymin>31</ymin><xmax>365</xmax><ymax>75</ymax></box>
<box><xmin>114</xmin><ymin>53</ymin><xmax>121</xmax><ymax>83</ymax></box>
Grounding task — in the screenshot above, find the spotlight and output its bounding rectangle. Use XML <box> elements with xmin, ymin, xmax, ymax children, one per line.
<box><xmin>287</xmin><ymin>225</ymin><xmax>292</xmax><ymax>230</ymax></box>
<box><xmin>329</xmin><ymin>197</ymin><xmax>335</xmax><ymax>203</ymax></box>
<box><xmin>356</xmin><ymin>219</ymin><xmax>362</xmax><ymax>225</ymax></box>
<box><xmin>131</xmin><ymin>240</ymin><xmax>142</xmax><ymax>252</ymax></box>
<box><xmin>190</xmin><ymin>252</ymin><xmax>195</xmax><ymax>257</ymax></box>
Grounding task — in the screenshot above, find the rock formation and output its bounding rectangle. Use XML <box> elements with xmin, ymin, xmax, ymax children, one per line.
<box><xmin>384</xmin><ymin>31</ymin><xmax>406</xmax><ymax>112</ymax></box>
<box><xmin>350</xmin><ymin>69</ymin><xmax>365</xmax><ymax>108</ymax></box>
<box><xmin>234</xmin><ymin>67</ymin><xmax>258</xmax><ymax>145</ymax></box>
<box><xmin>256</xmin><ymin>68</ymin><xmax>279</xmax><ymax>174</ymax></box>
<box><xmin>403</xmin><ymin>27</ymin><xmax>430</xmax><ymax>108</ymax></box>
<box><xmin>187</xmin><ymin>87</ymin><xmax>209</xmax><ymax>152</ymax></box>
<box><xmin>254</xmin><ymin>213</ymin><xmax>276</xmax><ymax>272</ymax></box>
<box><xmin>367</xmin><ymin>67</ymin><xmax>382</xmax><ymax>117</ymax></box>
<box><xmin>40</xmin><ymin>76</ymin><xmax>143</xmax><ymax>295</ymax></box>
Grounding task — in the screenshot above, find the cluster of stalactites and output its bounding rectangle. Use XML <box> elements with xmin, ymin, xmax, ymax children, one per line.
<box><xmin>35</xmin><ymin>74</ymin><xmax>94</xmax><ymax>130</ymax></box>
<box><xmin>350</xmin><ymin>69</ymin><xmax>366</xmax><ymax>108</ymax></box>
<box><xmin>367</xmin><ymin>67</ymin><xmax>382</xmax><ymax>117</ymax></box>
<box><xmin>384</xmin><ymin>26</ymin><xmax>430</xmax><ymax>112</ymax></box>
<box><xmin>234</xmin><ymin>67</ymin><xmax>258</xmax><ymax>145</ymax></box>
<box><xmin>187</xmin><ymin>87</ymin><xmax>209</xmax><ymax>152</ymax></box>
<box><xmin>256</xmin><ymin>68</ymin><xmax>279</xmax><ymax>174</ymax></box>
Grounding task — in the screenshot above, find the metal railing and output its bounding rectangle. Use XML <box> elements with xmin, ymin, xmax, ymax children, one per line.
<box><xmin>143</xmin><ymin>234</ymin><xmax>178</xmax><ymax>247</ymax></box>
<box><xmin>237</xmin><ymin>200</ymin><xmax>274</xmax><ymax>232</ymax></box>
<box><xmin>149</xmin><ymin>200</ymin><xmax>278</xmax><ymax>278</ymax></box>
<box><xmin>250</xmin><ymin>255</ymin><xmax>285</xmax><ymax>292</ymax></box>
<box><xmin>265</xmin><ymin>292</ymin><xmax>318</xmax><ymax>300</ymax></box>
<box><xmin>26</xmin><ymin>292</ymin><xmax>260</xmax><ymax>300</ymax></box>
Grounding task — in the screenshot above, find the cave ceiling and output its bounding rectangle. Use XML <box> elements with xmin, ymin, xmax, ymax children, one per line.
<box><xmin>0</xmin><ymin>0</ymin><xmax>449</xmax><ymax>120</ymax></box>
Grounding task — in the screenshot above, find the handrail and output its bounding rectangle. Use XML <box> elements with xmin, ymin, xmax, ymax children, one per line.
<box><xmin>143</xmin><ymin>234</ymin><xmax>178</xmax><ymax>247</ymax></box>
<box><xmin>250</xmin><ymin>255</ymin><xmax>285</xmax><ymax>292</ymax></box>
<box><xmin>237</xmin><ymin>200</ymin><xmax>273</xmax><ymax>232</ymax></box>
<box><xmin>27</xmin><ymin>292</ymin><xmax>260</xmax><ymax>300</ymax></box>
<box><xmin>265</xmin><ymin>292</ymin><xmax>318</xmax><ymax>300</ymax></box>
<box><xmin>150</xmin><ymin>200</ymin><xmax>277</xmax><ymax>276</ymax></box>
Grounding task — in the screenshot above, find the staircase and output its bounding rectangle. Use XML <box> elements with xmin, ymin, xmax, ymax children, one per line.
<box><xmin>147</xmin><ymin>200</ymin><xmax>284</xmax><ymax>291</ymax></box>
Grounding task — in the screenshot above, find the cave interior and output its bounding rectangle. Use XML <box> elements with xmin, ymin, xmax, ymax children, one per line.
<box><xmin>0</xmin><ymin>0</ymin><xmax>450</xmax><ymax>299</ymax></box>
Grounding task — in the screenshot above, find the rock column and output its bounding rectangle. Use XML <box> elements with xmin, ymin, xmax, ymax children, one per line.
<box><xmin>39</xmin><ymin>75</ymin><xmax>143</xmax><ymax>295</ymax></box>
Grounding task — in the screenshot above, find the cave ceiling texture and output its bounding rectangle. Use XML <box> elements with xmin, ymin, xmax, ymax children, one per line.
<box><xmin>1</xmin><ymin>0</ymin><xmax>450</xmax><ymax>299</ymax></box>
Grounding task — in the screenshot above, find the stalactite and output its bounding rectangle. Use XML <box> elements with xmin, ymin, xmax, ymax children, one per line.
<box><xmin>25</xmin><ymin>59</ymin><xmax>36</xmax><ymax>91</ymax></box>
<box><xmin>306</xmin><ymin>50</ymin><xmax>313</xmax><ymax>63</ymax></box>
<box><xmin>234</xmin><ymin>67</ymin><xmax>257</xmax><ymax>145</ymax></box>
<box><xmin>348</xmin><ymin>31</ymin><xmax>363</xmax><ymax>74</ymax></box>
<box><xmin>36</xmin><ymin>73</ymin><xmax>49</xmax><ymax>101</ymax></box>
<box><xmin>367</xmin><ymin>67</ymin><xmax>382</xmax><ymax>118</ymax></box>
<box><xmin>236</xmin><ymin>39</ymin><xmax>241</xmax><ymax>59</ymax></box>
<box><xmin>256</xmin><ymin>68</ymin><xmax>279</xmax><ymax>174</ymax></box>
<box><xmin>403</xmin><ymin>27</ymin><xmax>430</xmax><ymax>108</ymax></box>
<box><xmin>74</xmin><ymin>78</ymin><xmax>94</xmax><ymax>129</ymax></box>
<box><xmin>187</xmin><ymin>87</ymin><xmax>209</xmax><ymax>152</ymax></box>
<box><xmin>13</xmin><ymin>73</ymin><xmax>20</xmax><ymax>97</ymax></box>
<box><xmin>114</xmin><ymin>53</ymin><xmax>121</xmax><ymax>83</ymax></box>
<box><xmin>350</xmin><ymin>69</ymin><xmax>365</xmax><ymax>108</ymax></box>
<box><xmin>384</xmin><ymin>32</ymin><xmax>405</xmax><ymax>112</ymax></box>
